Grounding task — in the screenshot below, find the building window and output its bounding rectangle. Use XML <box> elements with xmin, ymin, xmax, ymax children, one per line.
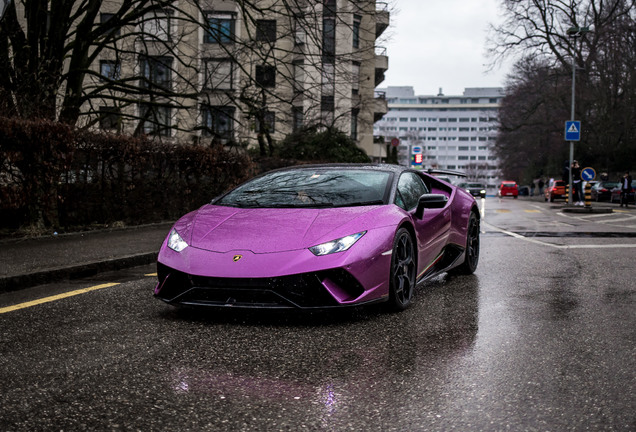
<box><xmin>205</xmin><ymin>59</ymin><xmax>233</xmax><ymax>90</ymax></box>
<box><xmin>205</xmin><ymin>13</ymin><xmax>235</xmax><ymax>44</ymax></box>
<box><xmin>295</xmin><ymin>23</ymin><xmax>306</xmax><ymax>45</ymax></box>
<box><xmin>139</xmin><ymin>104</ymin><xmax>171</xmax><ymax>136</ymax></box>
<box><xmin>256</xmin><ymin>20</ymin><xmax>276</xmax><ymax>42</ymax></box>
<box><xmin>293</xmin><ymin>61</ymin><xmax>304</xmax><ymax>94</ymax></box>
<box><xmin>100</xmin><ymin>13</ymin><xmax>120</xmax><ymax>36</ymax></box>
<box><xmin>323</xmin><ymin>0</ymin><xmax>337</xmax><ymax>17</ymax></box>
<box><xmin>352</xmin><ymin>15</ymin><xmax>361</xmax><ymax>49</ymax></box>
<box><xmin>99</xmin><ymin>106</ymin><xmax>121</xmax><ymax>131</ymax></box>
<box><xmin>322</xmin><ymin>18</ymin><xmax>335</xmax><ymax>61</ymax></box>
<box><xmin>351</xmin><ymin>62</ymin><xmax>360</xmax><ymax>93</ymax></box>
<box><xmin>293</xmin><ymin>106</ymin><xmax>304</xmax><ymax>131</ymax></box>
<box><xmin>202</xmin><ymin>105</ymin><xmax>235</xmax><ymax>140</ymax></box>
<box><xmin>141</xmin><ymin>11</ymin><xmax>171</xmax><ymax>41</ymax></box>
<box><xmin>321</xmin><ymin>95</ymin><xmax>335</xmax><ymax>112</ymax></box>
<box><xmin>256</xmin><ymin>111</ymin><xmax>276</xmax><ymax>133</ymax></box>
<box><xmin>140</xmin><ymin>56</ymin><xmax>172</xmax><ymax>90</ymax></box>
<box><xmin>351</xmin><ymin>109</ymin><xmax>359</xmax><ymax>141</ymax></box>
<box><xmin>255</xmin><ymin>65</ymin><xmax>276</xmax><ymax>88</ymax></box>
<box><xmin>100</xmin><ymin>60</ymin><xmax>120</xmax><ymax>81</ymax></box>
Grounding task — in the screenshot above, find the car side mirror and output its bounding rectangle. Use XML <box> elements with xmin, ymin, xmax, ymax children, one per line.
<box><xmin>415</xmin><ymin>194</ymin><xmax>448</xmax><ymax>218</ymax></box>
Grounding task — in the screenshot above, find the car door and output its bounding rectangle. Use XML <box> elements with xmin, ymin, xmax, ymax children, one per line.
<box><xmin>395</xmin><ymin>172</ymin><xmax>451</xmax><ymax>276</ymax></box>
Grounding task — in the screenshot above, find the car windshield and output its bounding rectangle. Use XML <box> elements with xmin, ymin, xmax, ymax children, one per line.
<box><xmin>502</xmin><ymin>183</ymin><xmax>516</xmax><ymax>188</ymax></box>
<box><xmin>466</xmin><ymin>183</ymin><xmax>485</xmax><ymax>188</ymax></box>
<box><xmin>215</xmin><ymin>169</ymin><xmax>391</xmax><ymax>208</ymax></box>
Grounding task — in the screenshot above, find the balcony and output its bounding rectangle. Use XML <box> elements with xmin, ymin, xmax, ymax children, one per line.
<box><xmin>376</xmin><ymin>2</ymin><xmax>390</xmax><ymax>38</ymax></box>
<box><xmin>375</xmin><ymin>46</ymin><xmax>388</xmax><ymax>86</ymax></box>
<box><xmin>373</xmin><ymin>90</ymin><xmax>388</xmax><ymax>122</ymax></box>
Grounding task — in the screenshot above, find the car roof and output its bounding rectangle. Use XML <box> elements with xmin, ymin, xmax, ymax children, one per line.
<box><xmin>266</xmin><ymin>163</ymin><xmax>410</xmax><ymax>175</ymax></box>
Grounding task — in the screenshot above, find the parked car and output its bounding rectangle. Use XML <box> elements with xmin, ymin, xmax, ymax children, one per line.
<box><xmin>498</xmin><ymin>181</ymin><xmax>518</xmax><ymax>198</ymax></box>
<box><xmin>155</xmin><ymin>164</ymin><xmax>480</xmax><ymax>312</ymax></box>
<box><xmin>517</xmin><ymin>185</ymin><xmax>530</xmax><ymax>196</ymax></box>
<box><xmin>610</xmin><ymin>185</ymin><xmax>635</xmax><ymax>204</ymax></box>
<box><xmin>591</xmin><ymin>181</ymin><xmax>619</xmax><ymax>202</ymax></box>
<box><xmin>458</xmin><ymin>182</ymin><xmax>486</xmax><ymax>198</ymax></box>
<box><xmin>545</xmin><ymin>180</ymin><xmax>567</xmax><ymax>202</ymax></box>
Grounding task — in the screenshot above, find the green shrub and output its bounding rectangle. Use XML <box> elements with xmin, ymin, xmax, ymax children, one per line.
<box><xmin>277</xmin><ymin>127</ymin><xmax>370</xmax><ymax>163</ymax></box>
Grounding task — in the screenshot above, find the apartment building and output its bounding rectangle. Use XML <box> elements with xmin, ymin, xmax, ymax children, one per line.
<box><xmin>374</xmin><ymin>86</ymin><xmax>503</xmax><ymax>187</ymax></box>
<box><xmin>81</xmin><ymin>0</ymin><xmax>390</xmax><ymax>157</ymax></box>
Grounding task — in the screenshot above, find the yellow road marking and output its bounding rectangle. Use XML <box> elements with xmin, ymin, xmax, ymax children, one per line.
<box><xmin>495</xmin><ymin>209</ymin><xmax>511</xmax><ymax>213</ymax></box>
<box><xmin>524</xmin><ymin>210</ymin><xmax>541</xmax><ymax>213</ymax></box>
<box><xmin>0</xmin><ymin>282</ymin><xmax>120</xmax><ymax>314</ymax></box>
<box><xmin>145</xmin><ymin>273</ymin><xmax>157</xmax><ymax>277</ymax></box>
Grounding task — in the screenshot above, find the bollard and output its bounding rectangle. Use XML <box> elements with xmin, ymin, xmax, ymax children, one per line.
<box><xmin>566</xmin><ymin>184</ymin><xmax>570</xmax><ymax>204</ymax></box>
<box><xmin>585</xmin><ymin>183</ymin><xmax>592</xmax><ymax>207</ymax></box>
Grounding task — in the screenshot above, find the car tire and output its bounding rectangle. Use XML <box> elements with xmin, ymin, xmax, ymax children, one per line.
<box><xmin>451</xmin><ymin>212</ymin><xmax>480</xmax><ymax>276</ymax></box>
<box><xmin>387</xmin><ymin>228</ymin><xmax>416</xmax><ymax>311</ymax></box>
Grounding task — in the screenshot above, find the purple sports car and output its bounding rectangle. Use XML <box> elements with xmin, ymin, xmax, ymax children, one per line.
<box><xmin>155</xmin><ymin>164</ymin><xmax>480</xmax><ymax>311</ymax></box>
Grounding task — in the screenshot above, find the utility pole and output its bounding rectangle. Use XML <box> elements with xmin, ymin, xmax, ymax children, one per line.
<box><xmin>566</xmin><ymin>26</ymin><xmax>590</xmax><ymax>205</ymax></box>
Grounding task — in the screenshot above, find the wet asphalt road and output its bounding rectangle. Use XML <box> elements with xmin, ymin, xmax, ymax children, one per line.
<box><xmin>1</xmin><ymin>198</ymin><xmax>635</xmax><ymax>431</ymax></box>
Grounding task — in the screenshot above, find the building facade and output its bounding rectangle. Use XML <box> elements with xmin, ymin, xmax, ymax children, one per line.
<box><xmin>374</xmin><ymin>86</ymin><xmax>503</xmax><ymax>187</ymax></box>
<box><xmin>78</xmin><ymin>0</ymin><xmax>390</xmax><ymax>157</ymax></box>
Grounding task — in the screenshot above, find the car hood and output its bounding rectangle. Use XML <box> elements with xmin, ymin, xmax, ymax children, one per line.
<box><xmin>176</xmin><ymin>204</ymin><xmax>385</xmax><ymax>253</ymax></box>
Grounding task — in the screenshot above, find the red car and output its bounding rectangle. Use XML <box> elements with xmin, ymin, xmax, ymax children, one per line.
<box><xmin>498</xmin><ymin>181</ymin><xmax>519</xmax><ymax>198</ymax></box>
<box><xmin>545</xmin><ymin>180</ymin><xmax>567</xmax><ymax>202</ymax></box>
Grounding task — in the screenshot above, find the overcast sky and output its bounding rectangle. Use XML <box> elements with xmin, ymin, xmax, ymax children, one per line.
<box><xmin>381</xmin><ymin>0</ymin><xmax>511</xmax><ymax>96</ymax></box>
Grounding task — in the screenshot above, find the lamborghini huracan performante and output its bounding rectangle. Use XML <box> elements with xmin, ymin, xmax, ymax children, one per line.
<box><xmin>155</xmin><ymin>164</ymin><xmax>480</xmax><ymax>311</ymax></box>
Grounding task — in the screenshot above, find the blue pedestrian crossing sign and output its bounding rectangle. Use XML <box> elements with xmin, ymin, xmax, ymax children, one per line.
<box><xmin>565</xmin><ymin>121</ymin><xmax>581</xmax><ymax>141</ymax></box>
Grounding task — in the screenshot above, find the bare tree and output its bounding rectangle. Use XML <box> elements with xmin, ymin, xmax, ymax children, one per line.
<box><xmin>488</xmin><ymin>0</ymin><xmax>636</xmax><ymax>178</ymax></box>
<box><xmin>0</xmin><ymin>0</ymin><xmax>385</xmax><ymax>155</ymax></box>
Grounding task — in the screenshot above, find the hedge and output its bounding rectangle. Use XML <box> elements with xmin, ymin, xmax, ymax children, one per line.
<box><xmin>0</xmin><ymin>117</ymin><xmax>254</xmax><ymax>232</ymax></box>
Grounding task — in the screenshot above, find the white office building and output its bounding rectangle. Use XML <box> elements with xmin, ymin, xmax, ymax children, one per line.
<box><xmin>374</xmin><ymin>86</ymin><xmax>503</xmax><ymax>188</ymax></box>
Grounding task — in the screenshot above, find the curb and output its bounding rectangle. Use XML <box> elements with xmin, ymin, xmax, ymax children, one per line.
<box><xmin>560</xmin><ymin>206</ymin><xmax>614</xmax><ymax>214</ymax></box>
<box><xmin>0</xmin><ymin>252</ymin><xmax>157</xmax><ymax>293</ymax></box>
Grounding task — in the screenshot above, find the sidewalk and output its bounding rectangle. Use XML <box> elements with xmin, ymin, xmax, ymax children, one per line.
<box><xmin>0</xmin><ymin>222</ymin><xmax>173</xmax><ymax>293</ymax></box>
<box><xmin>518</xmin><ymin>193</ymin><xmax>618</xmax><ymax>213</ymax></box>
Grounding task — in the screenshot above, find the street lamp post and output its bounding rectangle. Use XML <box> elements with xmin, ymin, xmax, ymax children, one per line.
<box><xmin>566</xmin><ymin>26</ymin><xmax>590</xmax><ymax>205</ymax></box>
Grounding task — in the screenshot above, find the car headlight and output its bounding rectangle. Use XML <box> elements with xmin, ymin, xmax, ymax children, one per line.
<box><xmin>167</xmin><ymin>229</ymin><xmax>189</xmax><ymax>252</ymax></box>
<box><xmin>309</xmin><ymin>231</ymin><xmax>366</xmax><ymax>256</ymax></box>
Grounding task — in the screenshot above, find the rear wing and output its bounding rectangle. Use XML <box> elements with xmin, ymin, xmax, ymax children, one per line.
<box><xmin>426</xmin><ymin>168</ymin><xmax>467</xmax><ymax>178</ymax></box>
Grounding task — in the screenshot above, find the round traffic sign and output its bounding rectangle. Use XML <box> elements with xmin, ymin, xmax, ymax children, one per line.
<box><xmin>581</xmin><ymin>167</ymin><xmax>596</xmax><ymax>181</ymax></box>
<box><xmin>391</xmin><ymin>138</ymin><xmax>400</xmax><ymax>147</ymax></box>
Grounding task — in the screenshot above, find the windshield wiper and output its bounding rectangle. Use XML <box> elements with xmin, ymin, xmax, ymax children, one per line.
<box><xmin>337</xmin><ymin>200</ymin><xmax>384</xmax><ymax>207</ymax></box>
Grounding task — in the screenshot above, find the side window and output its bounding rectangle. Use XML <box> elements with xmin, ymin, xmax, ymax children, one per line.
<box><xmin>395</xmin><ymin>172</ymin><xmax>429</xmax><ymax>210</ymax></box>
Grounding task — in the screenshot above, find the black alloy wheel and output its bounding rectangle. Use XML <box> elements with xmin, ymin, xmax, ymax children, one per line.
<box><xmin>388</xmin><ymin>228</ymin><xmax>416</xmax><ymax>311</ymax></box>
<box><xmin>452</xmin><ymin>212</ymin><xmax>480</xmax><ymax>275</ymax></box>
